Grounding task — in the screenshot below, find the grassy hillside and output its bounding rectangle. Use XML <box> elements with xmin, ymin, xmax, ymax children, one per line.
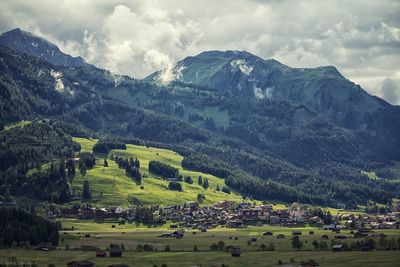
<box><xmin>4</xmin><ymin>120</ymin><xmax>31</xmax><ymax>130</ymax></box>
<box><xmin>71</xmin><ymin>137</ymin><xmax>244</xmax><ymax>207</ymax></box>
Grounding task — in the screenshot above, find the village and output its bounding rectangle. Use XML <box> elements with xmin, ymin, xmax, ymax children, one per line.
<box><xmin>53</xmin><ymin>201</ymin><xmax>400</xmax><ymax>232</ymax></box>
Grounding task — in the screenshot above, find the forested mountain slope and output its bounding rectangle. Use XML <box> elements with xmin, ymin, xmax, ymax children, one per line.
<box><xmin>1</xmin><ymin>29</ymin><xmax>399</xmax><ymax>208</ymax></box>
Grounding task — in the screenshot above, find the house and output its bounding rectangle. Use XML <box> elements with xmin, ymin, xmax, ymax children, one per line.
<box><xmin>172</xmin><ymin>230</ymin><xmax>184</xmax><ymax>239</ymax></box>
<box><xmin>214</xmin><ymin>201</ymin><xmax>235</xmax><ymax>210</ymax></box>
<box><xmin>263</xmin><ymin>231</ymin><xmax>273</xmax><ymax>236</ymax></box>
<box><xmin>323</xmin><ymin>224</ymin><xmax>335</xmax><ymax>230</ymax></box>
<box><xmin>308</xmin><ymin>216</ymin><xmax>323</xmax><ymax>225</ymax></box>
<box><xmin>160</xmin><ymin>232</ymin><xmax>173</xmax><ymax>237</ymax></box>
<box><xmin>332</xmin><ymin>244</ymin><xmax>344</xmax><ymax>252</ymax></box>
<box><xmin>163</xmin><ymin>205</ymin><xmax>179</xmax><ymax>215</ymax></box>
<box><xmin>269</xmin><ymin>215</ymin><xmax>281</xmax><ymax>224</ymax></box>
<box><xmin>238</xmin><ymin>202</ymin><xmax>251</xmax><ymax>209</ymax></box>
<box><xmin>186</xmin><ymin>202</ymin><xmax>199</xmax><ymax>210</ymax></box>
<box><xmin>96</xmin><ymin>250</ymin><xmax>106</xmax><ymax>257</ymax></box>
<box><xmin>226</xmin><ymin>245</ymin><xmax>241</xmax><ymax>257</ymax></box>
<box><xmin>109</xmin><ymin>206</ymin><xmax>125</xmax><ymax>214</ymax></box>
<box><xmin>227</xmin><ymin>220</ymin><xmax>243</xmax><ymax>228</ymax></box>
<box><xmin>109</xmin><ymin>248</ymin><xmax>123</xmax><ymax>257</ymax></box>
<box><xmin>276</xmin><ymin>234</ymin><xmax>285</xmax><ymax>239</ymax></box>
<box><xmin>67</xmin><ymin>261</ymin><xmax>94</xmax><ymax>267</ymax></box>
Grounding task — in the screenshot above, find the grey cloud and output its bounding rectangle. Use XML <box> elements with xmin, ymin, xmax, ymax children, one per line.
<box><xmin>381</xmin><ymin>78</ymin><xmax>400</xmax><ymax>105</ymax></box>
<box><xmin>0</xmin><ymin>0</ymin><xmax>399</xmax><ymax>101</ymax></box>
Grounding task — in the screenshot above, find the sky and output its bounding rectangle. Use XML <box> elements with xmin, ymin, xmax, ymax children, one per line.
<box><xmin>0</xmin><ymin>0</ymin><xmax>399</xmax><ymax>104</ymax></box>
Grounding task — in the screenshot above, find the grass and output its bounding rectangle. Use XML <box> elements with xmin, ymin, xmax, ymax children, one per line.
<box><xmin>2</xmin><ymin>250</ymin><xmax>400</xmax><ymax>267</ymax></box>
<box><xmin>2</xmin><ymin>226</ymin><xmax>400</xmax><ymax>266</ymax></box>
<box><xmin>71</xmin><ymin>138</ymin><xmax>244</xmax><ymax>207</ymax></box>
<box><xmin>72</xmin><ymin>137</ymin><xmax>98</xmax><ymax>153</ymax></box>
<box><xmin>4</xmin><ymin>120</ymin><xmax>31</xmax><ymax>130</ymax></box>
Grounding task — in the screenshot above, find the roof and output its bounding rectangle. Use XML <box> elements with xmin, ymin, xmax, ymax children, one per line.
<box><xmin>67</xmin><ymin>260</ymin><xmax>94</xmax><ymax>266</ymax></box>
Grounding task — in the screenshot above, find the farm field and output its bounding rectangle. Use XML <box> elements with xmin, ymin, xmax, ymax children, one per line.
<box><xmin>1</xmin><ymin>225</ymin><xmax>400</xmax><ymax>267</ymax></box>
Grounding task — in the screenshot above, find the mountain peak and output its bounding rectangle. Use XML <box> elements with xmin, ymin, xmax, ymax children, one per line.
<box><xmin>196</xmin><ymin>50</ymin><xmax>260</xmax><ymax>60</ymax></box>
<box><xmin>0</xmin><ymin>28</ymin><xmax>88</xmax><ymax>67</ymax></box>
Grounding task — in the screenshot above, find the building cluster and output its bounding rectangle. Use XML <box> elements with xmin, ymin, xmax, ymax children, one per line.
<box><xmin>53</xmin><ymin>201</ymin><xmax>400</xmax><ymax>231</ymax></box>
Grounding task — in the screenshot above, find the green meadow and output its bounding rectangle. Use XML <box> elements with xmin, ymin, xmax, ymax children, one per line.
<box><xmin>71</xmin><ymin>137</ymin><xmax>244</xmax><ymax>207</ymax></box>
<box><xmin>2</xmin><ymin>226</ymin><xmax>400</xmax><ymax>267</ymax></box>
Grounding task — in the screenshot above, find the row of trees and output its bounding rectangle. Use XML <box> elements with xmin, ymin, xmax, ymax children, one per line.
<box><xmin>114</xmin><ymin>156</ymin><xmax>141</xmax><ymax>184</ymax></box>
<box><xmin>198</xmin><ymin>176</ymin><xmax>209</xmax><ymax>189</ymax></box>
<box><xmin>148</xmin><ymin>160</ymin><xmax>179</xmax><ymax>178</ymax></box>
<box><xmin>92</xmin><ymin>138</ymin><xmax>127</xmax><ymax>154</ymax></box>
<box><xmin>0</xmin><ymin>209</ymin><xmax>60</xmax><ymax>247</ymax></box>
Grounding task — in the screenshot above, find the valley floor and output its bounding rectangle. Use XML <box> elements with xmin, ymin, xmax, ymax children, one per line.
<box><xmin>1</xmin><ymin>224</ymin><xmax>399</xmax><ymax>267</ymax></box>
<box><xmin>1</xmin><ymin>249</ymin><xmax>399</xmax><ymax>267</ymax></box>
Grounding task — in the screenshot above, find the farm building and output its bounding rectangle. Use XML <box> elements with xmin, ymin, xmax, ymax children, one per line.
<box><xmin>96</xmin><ymin>250</ymin><xmax>106</xmax><ymax>257</ymax></box>
<box><xmin>226</xmin><ymin>245</ymin><xmax>241</xmax><ymax>257</ymax></box>
<box><xmin>109</xmin><ymin>247</ymin><xmax>123</xmax><ymax>257</ymax></box>
<box><xmin>67</xmin><ymin>261</ymin><xmax>94</xmax><ymax>267</ymax></box>
<box><xmin>332</xmin><ymin>244</ymin><xmax>344</xmax><ymax>252</ymax></box>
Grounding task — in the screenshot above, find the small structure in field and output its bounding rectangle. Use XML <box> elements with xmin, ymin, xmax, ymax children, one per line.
<box><xmin>109</xmin><ymin>247</ymin><xmax>123</xmax><ymax>257</ymax></box>
<box><xmin>67</xmin><ymin>260</ymin><xmax>94</xmax><ymax>267</ymax></box>
<box><xmin>96</xmin><ymin>250</ymin><xmax>106</xmax><ymax>257</ymax></box>
<box><xmin>226</xmin><ymin>245</ymin><xmax>241</xmax><ymax>257</ymax></box>
<box><xmin>292</xmin><ymin>231</ymin><xmax>302</xmax><ymax>235</ymax></box>
<box><xmin>332</xmin><ymin>244</ymin><xmax>344</xmax><ymax>252</ymax></box>
<box><xmin>172</xmin><ymin>230</ymin><xmax>184</xmax><ymax>239</ymax></box>
<box><xmin>276</xmin><ymin>234</ymin><xmax>285</xmax><ymax>239</ymax></box>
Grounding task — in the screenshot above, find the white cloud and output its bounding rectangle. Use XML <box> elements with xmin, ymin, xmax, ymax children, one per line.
<box><xmin>0</xmin><ymin>0</ymin><xmax>399</xmax><ymax>101</ymax></box>
<box><xmin>230</xmin><ymin>59</ymin><xmax>253</xmax><ymax>75</ymax></box>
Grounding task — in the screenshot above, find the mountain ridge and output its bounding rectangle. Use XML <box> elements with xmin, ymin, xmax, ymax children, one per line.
<box><xmin>1</xmin><ymin>28</ymin><xmax>399</xmax><ymax>208</ymax></box>
<box><xmin>0</xmin><ymin>28</ymin><xmax>90</xmax><ymax>67</ymax></box>
<box><xmin>147</xmin><ymin>49</ymin><xmax>391</xmax><ymax>130</ymax></box>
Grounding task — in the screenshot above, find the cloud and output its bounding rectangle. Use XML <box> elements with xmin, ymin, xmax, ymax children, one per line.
<box><xmin>144</xmin><ymin>49</ymin><xmax>174</xmax><ymax>84</ymax></box>
<box><xmin>380</xmin><ymin>78</ymin><xmax>400</xmax><ymax>105</ymax></box>
<box><xmin>0</xmin><ymin>0</ymin><xmax>399</xmax><ymax>99</ymax></box>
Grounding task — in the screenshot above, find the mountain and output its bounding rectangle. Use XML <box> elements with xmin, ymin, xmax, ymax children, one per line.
<box><xmin>1</xmin><ymin>30</ymin><xmax>399</xmax><ymax>209</ymax></box>
<box><xmin>0</xmin><ymin>28</ymin><xmax>89</xmax><ymax>67</ymax></box>
<box><xmin>147</xmin><ymin>50</ymin><xmax>390</xmax><ymax>130</ymax></box>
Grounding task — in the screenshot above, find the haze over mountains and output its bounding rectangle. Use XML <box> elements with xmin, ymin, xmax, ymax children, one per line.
<box><xmin>1</xmin><ymin>28</ymin><xmax>399</xmax><ymax>208</ymax></box>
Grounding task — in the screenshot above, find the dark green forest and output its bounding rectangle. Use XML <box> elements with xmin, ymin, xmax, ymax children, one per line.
<box><xmin>0</xmin><ymin>44</ymin><xmax>399</xmax><ymax>208</ymax></box>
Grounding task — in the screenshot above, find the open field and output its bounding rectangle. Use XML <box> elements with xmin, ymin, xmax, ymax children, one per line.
<box><xmin>70</xmin><ymin>138</ymin><xmax>244</xmax><ymax>207</ymax></box>
<box><xmin>4</xmin><ymin>120</ymin><xmax>31</xmax><ymax>130</ymax></box>
<box><xmin>73</xmin><ymin>137</ymin><xmax>98</xmax><ymax>153</ymax></box>
<box><xmin>2</xmin><ymin>225</ymin><xmax>400</xmax><ymax>267</ymax></box>
<box><xmin>56</xmin><ymin>223</ymin><xmax>400</xmax><ymax>252</ymax></box>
